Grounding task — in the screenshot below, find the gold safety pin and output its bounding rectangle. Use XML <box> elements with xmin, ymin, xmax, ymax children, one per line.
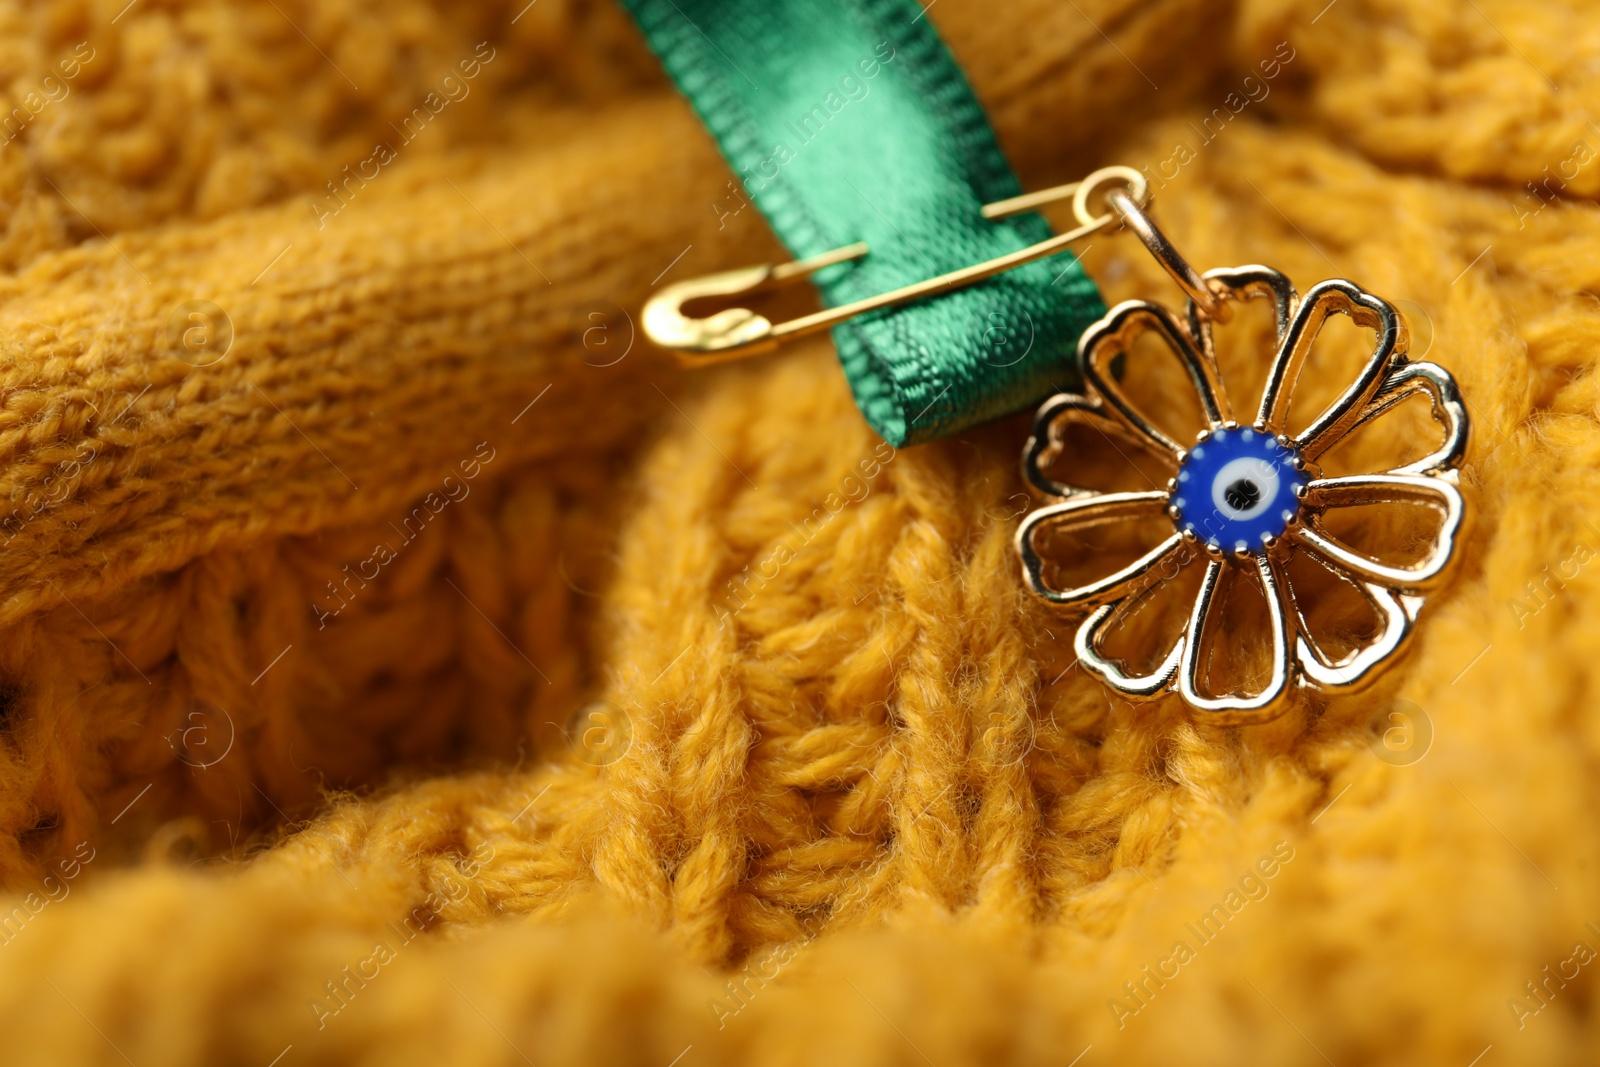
<box><xmin>643</xmin><ymin>166</ymin><xmax>1165</xmax><ymax>366</ymax></box>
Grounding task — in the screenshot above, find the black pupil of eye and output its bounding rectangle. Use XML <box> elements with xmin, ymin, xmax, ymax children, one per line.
<box><xmin>1224</xmin><ymin>479</ymin><xmax>1261</xmax><ymax>511</ymax></box>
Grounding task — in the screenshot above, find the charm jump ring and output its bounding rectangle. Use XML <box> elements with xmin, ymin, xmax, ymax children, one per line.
<box><xmin>1105</xmin><ymin>187</ymin><xmax>1232</xmax><ymax>323</ymax></box>
<box><xmin>1067</xmin><ymin>165</ymin><xmax>1150</xmax><ymax>229</ymax></box>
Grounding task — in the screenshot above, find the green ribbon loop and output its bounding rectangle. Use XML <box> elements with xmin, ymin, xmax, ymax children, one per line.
<box><xmin>623</xmin><ymin>0</ymin><xmax>1105</xmax><ymax>446</ymax></box>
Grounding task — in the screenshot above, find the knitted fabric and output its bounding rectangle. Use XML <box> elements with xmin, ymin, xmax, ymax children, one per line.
<box><xmin>1</xmin><ymin>0</ymin><xmax>1598</xmax><ymax>1064</ymax></box>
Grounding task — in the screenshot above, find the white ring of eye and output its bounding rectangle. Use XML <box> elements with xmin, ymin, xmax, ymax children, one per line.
<box><xmin>1210</xmin><ymin>457</ymin><xmax>1280</xmax><ymax>521</ymax></box>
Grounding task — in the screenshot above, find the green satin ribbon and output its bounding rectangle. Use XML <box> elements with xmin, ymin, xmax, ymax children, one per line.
<box><xmin>622</xmin><ymin>0</ymin><xmax>1105</xmax><ymax>446</ymax></box>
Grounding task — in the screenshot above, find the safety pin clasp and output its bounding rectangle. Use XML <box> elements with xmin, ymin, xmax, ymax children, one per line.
<box><xmin>642</xmin><ymin>166</ymin><xmax>1153</xmax><ymax>366</ymax></box>
<box><xmin>642</xmin><ymin>242</ymin><xmax>868</xmax><ymax>364</ymax></box>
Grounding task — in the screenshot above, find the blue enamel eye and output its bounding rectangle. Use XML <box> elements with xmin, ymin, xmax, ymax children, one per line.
<box><xmin>1170</xmin><ymin>427</ymin><xmax>1306</xmax><ymax>553</ymax></box>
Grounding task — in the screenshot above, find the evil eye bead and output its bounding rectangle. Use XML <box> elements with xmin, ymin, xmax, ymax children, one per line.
<box><xmin>1170</xmin><ymin>427</ymin><xmax>1307</xmax><ymax>553</ymax></box>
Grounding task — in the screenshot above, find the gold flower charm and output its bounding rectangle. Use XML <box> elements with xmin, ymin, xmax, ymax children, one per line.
<box><xmin>1015</xmin><ymin>266</ymin><xmax>1468</xmax><ymax>723</ymax></box>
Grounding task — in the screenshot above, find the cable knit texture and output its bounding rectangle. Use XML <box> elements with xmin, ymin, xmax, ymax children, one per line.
<box><xmin>0</xmin><ymin>0</ymin><xmax>1597</xmax><ymax>1064</ymax></box>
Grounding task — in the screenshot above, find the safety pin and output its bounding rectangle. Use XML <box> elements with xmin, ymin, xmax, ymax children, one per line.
<box><xmin>642</xmin><ymin>166</ymin><xmax>1162</xmax><ymax>366</ymax></box>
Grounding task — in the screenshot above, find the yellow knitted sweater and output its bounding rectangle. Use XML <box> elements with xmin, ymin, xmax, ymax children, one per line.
<box><xmin>1</xmin><ymin>0</ymin><xmax>1597</xmax><ymax>1063</ymax></box>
